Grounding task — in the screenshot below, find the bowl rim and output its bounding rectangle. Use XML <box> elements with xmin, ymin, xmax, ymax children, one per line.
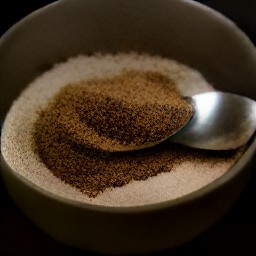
<box><xmin>1</xmin><ymin>0</ymin><xmax>256</xmax><ymax>214</ymax></box>
<box><xmin>1</xmin><ymin>0</ymin><xmax>255</xmax><ymax>50</ymax></box>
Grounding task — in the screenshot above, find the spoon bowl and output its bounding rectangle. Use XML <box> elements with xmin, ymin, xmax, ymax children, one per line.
<box><xmin>170</xmin><ymin>92</ymin><xmax>256</xmax><ymax>150</ymax></box>
<box><xmin>122</xmin><ymin>91</ymin><xmax>256</xmax><ymax>152</ymax></box>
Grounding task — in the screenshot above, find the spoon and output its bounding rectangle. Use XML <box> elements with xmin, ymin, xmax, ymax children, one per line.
<box><xmin>124</xmin><ymin>91</ymin><xmax>256</xmax><ymax>151</ymax></box>
<box><xmin>168</xmin><ymin>91</ymin><xmax>256</xmax><ymax>150</ymax></box>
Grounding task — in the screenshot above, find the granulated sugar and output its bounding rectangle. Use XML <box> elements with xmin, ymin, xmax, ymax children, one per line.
<box><xmin>1</xmin><ymin>53</ymin><xmax>244</xmax><ymax>206</ymax></box>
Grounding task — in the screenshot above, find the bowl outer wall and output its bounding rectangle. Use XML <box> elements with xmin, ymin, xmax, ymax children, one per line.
<box><xmin>0</xmin><ymin>0</ymin><xmax>256</xmax><ymax>254</ymax></box>
<box><xmin>0</xmin><ymin>149</ymin><xmax>255</xmax><ymax>254</ymax></box>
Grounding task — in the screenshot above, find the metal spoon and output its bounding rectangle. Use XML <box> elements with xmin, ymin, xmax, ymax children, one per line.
<box><xmin>120</xmin><ymin>91</ymin><xmax>256</xmax><ymax>151</ymax></box>
<box><xmin>168</xmin><ymin>91</ymin><xmax>256</xmax><ymax>150</ymax></box>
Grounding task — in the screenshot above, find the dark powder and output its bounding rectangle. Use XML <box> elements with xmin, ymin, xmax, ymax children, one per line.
<box><xmin>33</xmin><ymin>70</ymin><xmax>240</xmax><ymax>197</ymax></box>
<box><xmin>47</xmin><ymin>70</ymin><xmax>193</xmax><ymax>152</ymax></box>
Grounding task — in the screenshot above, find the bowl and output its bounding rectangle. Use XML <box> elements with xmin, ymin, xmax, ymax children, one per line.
<box><xmin>1</xmin><ymin>0</ymin><xmax>256</xmax><ymax>254</ymax></box>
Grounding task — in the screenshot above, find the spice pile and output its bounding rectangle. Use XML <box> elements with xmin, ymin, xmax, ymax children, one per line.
<box><xmin>34</xmin><ymin>70</ymin><xmax>233</xmax><ymax>197</ymax></box>
<box><xmin>37</xmin><ymin>70</ymin><xmax>192</xmax><ymax>152</ymax></box>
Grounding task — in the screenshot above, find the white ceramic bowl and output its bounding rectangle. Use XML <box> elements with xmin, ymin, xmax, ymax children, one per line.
<box><xmin>1</xmin><ymin>0</ymin><xmax>256</xmax><ymax>254</ymax></box>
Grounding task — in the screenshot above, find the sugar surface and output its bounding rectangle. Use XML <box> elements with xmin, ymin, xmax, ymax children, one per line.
<box><xmin>1</xmin><ymin>53</ymin><xmax>242</xmax><ymax>206</ymax></box>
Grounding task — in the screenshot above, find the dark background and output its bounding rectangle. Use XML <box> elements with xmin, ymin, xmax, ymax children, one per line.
<box><xmin>0</xmin><ymin>1</ymin><xmax>255</xmax><ymax>255</ymax></box>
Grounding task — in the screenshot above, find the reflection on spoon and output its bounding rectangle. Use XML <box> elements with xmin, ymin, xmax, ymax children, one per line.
<box><xmin>169</xmin><ymin>92</ymin><xmax>256</xmax><ymax>150</ymax></box>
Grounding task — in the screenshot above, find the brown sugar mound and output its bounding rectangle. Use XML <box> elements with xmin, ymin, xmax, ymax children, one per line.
<box><xmin>34</xmin><ymin>70</ymin><xmax>225</xmax><ymax>198</ymax></box>
<box><xmin>32</xmin><ymin>70</ymin><xmax>241</xmax><ymax>198</ymax></box>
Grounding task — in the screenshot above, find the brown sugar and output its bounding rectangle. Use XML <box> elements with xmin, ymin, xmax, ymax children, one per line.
<box><xmin>32</xmin><ymin>70</ymin><xmax>239</xmax><ymax>198</ymax></box>
<box><xmin>38</xmin><ymin>70</ymin><xmax>193</xmax><ymax>152</ymax></box>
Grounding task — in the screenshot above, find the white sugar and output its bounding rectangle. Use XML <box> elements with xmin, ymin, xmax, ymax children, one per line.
<box><xmin>1</xmin><ymin>53</ymin><xmax>241</xmax><ymax>206</ymax></box>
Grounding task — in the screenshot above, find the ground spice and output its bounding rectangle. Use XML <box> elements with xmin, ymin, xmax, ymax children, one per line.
<box><xmin>45</xmin><ymin>70</ymin><xmax>193</xmax><ymax>152</ymax></box>
<box><xmin>33</xmin><ymin>70</ymin><xmax>238</xmax><ymax>198</ymax></box>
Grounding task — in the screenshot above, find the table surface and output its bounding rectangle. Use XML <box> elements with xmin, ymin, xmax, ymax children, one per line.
<box><xmin>1</xmin><ymin>1</ymin><xmax>255</xmax><ymax>255</ymax></box>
